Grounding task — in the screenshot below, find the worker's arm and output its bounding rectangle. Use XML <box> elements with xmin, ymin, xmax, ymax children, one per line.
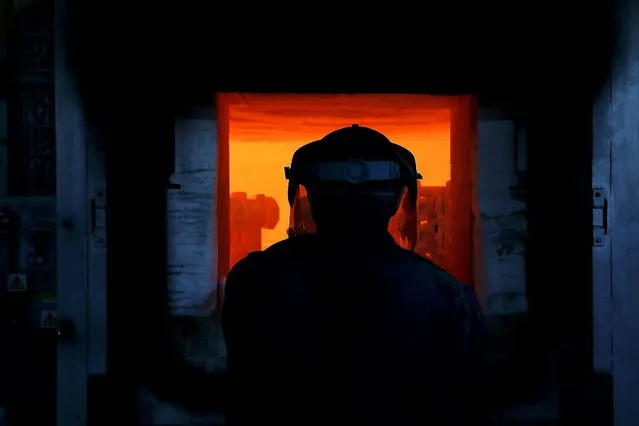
<box><xmin>222</xmin><ymin>252</ymin><xmax>266</xmax><ymax>425</ymax></box>
<box><xmin>455</xmin><ymin>284</ymin><xmax>490</xmax><ymax>425</ymax></box>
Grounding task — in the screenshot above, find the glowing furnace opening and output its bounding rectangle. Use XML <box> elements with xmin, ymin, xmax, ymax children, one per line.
<box><xmin>225</xmin><ymin>94</ymin><xmax>453</xmax><ymax>271</ymax></box>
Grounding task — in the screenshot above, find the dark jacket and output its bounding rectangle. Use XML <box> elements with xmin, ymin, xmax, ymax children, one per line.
<box><xmin>223</xmin><ymin>231</ymin><xmax>487</xmax><ymax>426</ymax></box>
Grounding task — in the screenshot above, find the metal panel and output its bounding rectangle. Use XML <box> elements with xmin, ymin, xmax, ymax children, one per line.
<box><xmin>18</xmin><ymin>85</ymin><xmax>55</xmax><ymax>195</ymax></box>
<box><xmin>0</xmin><ymin>100</ymin><xmax>6</xmax><ymax>196</ymax></box>
<box><xmin>13</xmin><ymin>0</ymin><xmax>55</xmax><ymax>196</ymax></box>
<box><xmin>609</xmin><ymin>0</ymin><xmax>639</xmax><ymax>423</ymax></box>
<box><xmin>54</xmin><ymin>0</ymin><xmax>88</xmax><ymax>424</ymax></box>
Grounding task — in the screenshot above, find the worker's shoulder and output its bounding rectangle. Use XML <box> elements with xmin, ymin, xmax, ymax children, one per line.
<box><xmin>229</xmin><ymin>235</ymin><xmax>315</xmax><ymax>274</ymax></box>
<box><xmin>399</xmin><ymin>247</ymin><xmax>468</xmax><ymax>301</ymax></box>
<box><xmin>261</xmin><ymin>234</ymin><xmax>317</xmax><ymax>258</ymax></box>
<box><xmin>397</xmin><ymin>246</ymin><xmax>450</xmax><ymax>277</ymax></box>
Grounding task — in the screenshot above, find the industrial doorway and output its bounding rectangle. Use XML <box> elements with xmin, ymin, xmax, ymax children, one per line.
<box><xmin>220</xmin><ymin>93</ymin><xmax>474</xmax><ymax>286</ymax></box>
<box><xmin>162</xmin><ymin>93</ymin><xmax>549</xmax><ymax>424</ymax></box>
<box><xmin>166</xmin><ymin>94</ymin><xmax>475</xmax><ymax>316</ymax></box>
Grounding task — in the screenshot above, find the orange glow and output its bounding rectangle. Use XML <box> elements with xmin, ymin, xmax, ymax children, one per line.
<box><xmin>228</xmin><ymin>94</ymin><xmax>451</xmax><ymax>250</ymax></box>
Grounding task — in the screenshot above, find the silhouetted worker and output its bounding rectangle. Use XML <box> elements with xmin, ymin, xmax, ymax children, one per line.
<box><xmin>223</xmin><ymin>125</ymin><xmax>487</xmax><ymax>425</ymax></box>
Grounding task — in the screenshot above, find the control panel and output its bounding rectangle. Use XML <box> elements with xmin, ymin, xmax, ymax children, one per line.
<box><xmin>0</xmin><ymin>1</ymin><xmax>59</xmax><ymax>425</ymax></box>
<box><xmin>0</xmin><ymin>197</ymin><xmax>57</xmax><ymax>426</ymax></box>
<box><xmin>0</xmin><ymin>197</ymin><xmax>56</xmax><ymax>329</ymax></box>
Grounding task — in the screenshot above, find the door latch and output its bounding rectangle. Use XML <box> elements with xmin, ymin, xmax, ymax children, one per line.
<box><xmin>91</xmin><ymin>189</ymin><xmax>107</xmax><ymax>248</ymax></box>
<box><xmin>593</xmin><ymin>188</ymin><xmax>608</xmax><ymax>247</ymax></box>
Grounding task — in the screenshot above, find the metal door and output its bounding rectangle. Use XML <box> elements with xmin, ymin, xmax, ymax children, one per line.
<box><xmin>592</xmin><ymin>68</ymin><xmax>612</xmax><ymax>379</ymax></box>
<box><xmin>606</xmin><ymin>2</ymin><xmax>639</xmax><ymax>423</ymax></box>
<box><xmin>54</xmin><ymin>0</ymin><xmax>108</xmax><ymax>424</ymax></box>
<box><xmin>591</xmin><ymin>63</ymin><xmax>614</xmax><ymax>426</ymax></box>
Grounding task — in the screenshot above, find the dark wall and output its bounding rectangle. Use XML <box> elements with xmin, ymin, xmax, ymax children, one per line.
<box><xmin>525</xmin><ymin>95</ymin><xmax>596</xmax><ymax>423</ymax></box>
<box><xmin>64</xmin><ymin>1</ymin><xmax>615</xmax><ymax>423</ymax></box>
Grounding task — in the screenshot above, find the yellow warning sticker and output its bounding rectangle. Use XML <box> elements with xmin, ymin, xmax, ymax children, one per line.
<box><xmin>7</xmin><ymin>273</ymin><xmax>27</xmax><ymax>292</ymax></box>
<box><xmin>41</xmin><ymin>310</ymin><xmax>57</xmax><ymax>328</ymax></box>
<box><xmin>40</xmin><ymin>292</ymin><xmax>57</xmax><ymax>304</ymax></box>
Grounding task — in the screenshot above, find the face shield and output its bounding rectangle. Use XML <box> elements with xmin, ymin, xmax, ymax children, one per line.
<box><xmin>285</xmin><ymin>158</ymin><xmax>422</xmax><ymax>250</ymax></box>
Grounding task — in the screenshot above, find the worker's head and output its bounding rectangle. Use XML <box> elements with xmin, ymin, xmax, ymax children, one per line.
<box><xmin>285</xmin><ymin>125</ymin><xmax>421</xmax><ymax>233</ymax></box>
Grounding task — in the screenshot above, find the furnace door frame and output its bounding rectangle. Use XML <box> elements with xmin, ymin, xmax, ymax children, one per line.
<box><xmin>448</xmin><ymin>96</ymin><xmax>476</xmax><ymax>286</ymax></box>
<box><xmin>218</xmin><ymin>94</ymin><xmax>475</xmax><ymax>286</ymax></box>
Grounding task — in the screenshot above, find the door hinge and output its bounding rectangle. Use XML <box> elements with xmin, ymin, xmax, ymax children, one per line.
<box><xmin>91</xmin><ymin>189</ymin><xmax>107</xmax><ymax>248</ymax></box>
<box><xmin>593</xmin><ymin>188</ymin><xmax>608</xmax><ymax>247</ymax></box>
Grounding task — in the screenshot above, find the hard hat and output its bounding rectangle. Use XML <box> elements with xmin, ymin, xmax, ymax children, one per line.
<box><xmin>284</xmin><ymin>124</ymin><xmax>422</xmax><ymax>208</ymax></box>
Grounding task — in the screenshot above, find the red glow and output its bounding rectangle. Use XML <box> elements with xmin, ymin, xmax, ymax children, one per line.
<box><xmin>227</xmin><ymin>94</ymin><xmax>451</xmax><ymax>250</ymax></box>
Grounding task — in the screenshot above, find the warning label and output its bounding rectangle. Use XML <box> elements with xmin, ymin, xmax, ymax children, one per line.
<box><xmin>7</xmin><ymin>273</ymin><xmax>27</xmax><ymax>292</ymax></box>
<box><xmin>40</xmin><ymin>292</ymin><xmax>57</xmax><ymax>304</ymax></box>
<box><xmin>41</xmin><ymin>310</ymin><xmax>57</xmax><ymax>328</ymax></box>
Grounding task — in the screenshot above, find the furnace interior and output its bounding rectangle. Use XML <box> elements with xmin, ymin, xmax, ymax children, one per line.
<box><xmin>224</xmin><ymin>93</ymin><xmax>466</xmax><ymax>277</ymax></box>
